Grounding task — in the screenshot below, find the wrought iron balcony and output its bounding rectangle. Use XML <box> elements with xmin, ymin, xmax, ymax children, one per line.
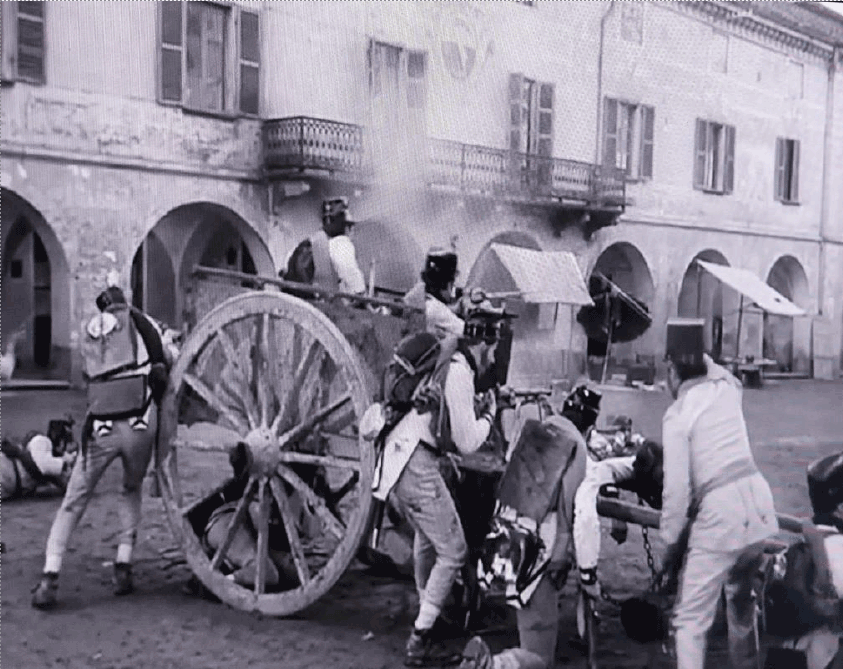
<box><xmin>263</xmin><ymin>116</ymin><xmax>365</xmax><ymax>173</ymax></box>
<box><xmin>262</xmin><ymin>116</ymin><xmax>625</xmax><ymax>210</ymax></box>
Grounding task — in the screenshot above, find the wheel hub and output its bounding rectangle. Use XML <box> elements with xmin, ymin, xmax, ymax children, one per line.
<box><xmin>244</xmin><ymin>428</ymin><xmax>280</xmax><ymax>477</ymax></box>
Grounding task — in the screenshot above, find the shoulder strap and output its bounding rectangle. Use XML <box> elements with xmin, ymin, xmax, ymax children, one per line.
<box><xmin>803</xmin><ymin>523</ymin><xmax>837</xmax><ymax>600</ymax></box>
<box><xmin>129</xmin><ymin>308</ymin><xmax>166</xmax><ymax>368</ymax></box>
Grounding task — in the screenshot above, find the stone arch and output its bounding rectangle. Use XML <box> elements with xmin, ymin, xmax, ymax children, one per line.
<box><xmin>135</xmin><ymin>202</ymin><xmax>274</xmax><ymax>332</ymax></box>
<box><xmin>1</xmin><ymin>188</ymin><xmax>72</xmax><ymax>381</ymax></box>
<box><xmin>677</xmin><ymin>249</ymin><xmax>730</xmax><ymax>359</ymax></box>
<box><xmin>764</xmin><ymin>255</ymin><xmax>811</xmax><ymax>373</ymax></box>
<box><xmin>586</xmin><ymin>241</ymin><xmax>656</xmax><ymax>376</ymax></box>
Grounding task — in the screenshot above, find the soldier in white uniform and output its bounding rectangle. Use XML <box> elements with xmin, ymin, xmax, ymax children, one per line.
<box><xmin>312</xmin><ymin>197</ymin><xmax>367</xmax><ymax>295</ymax></box>
<box><xmin>661</xmin><ymin>318</ymin><xmax>779</xmax><ymax>669</ymax></box>
<box><xmin>404</xmin><ymin>248</ymin><xmax>466</xmax><ymax>339</ymax></box>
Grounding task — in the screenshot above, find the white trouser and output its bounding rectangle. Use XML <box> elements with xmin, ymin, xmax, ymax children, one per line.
<box><xmin>673</xmin><ymin>542</ymin><xmax>765</xmax><ymax>669</ymax></box>
<box><xmin>573</xmin><ymin>455</ymin><xmax>636</xmax><ymax>571</ymax></box>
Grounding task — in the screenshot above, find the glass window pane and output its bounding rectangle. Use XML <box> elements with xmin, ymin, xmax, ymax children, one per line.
<box><xmin>407</xmin><ymin>51</ymin><xmax>424</xmax><ymax>78</ymax></box>
<box><xmin>161</xmin><ymin>48</ymin><xmax>182</xmax><ymax>101</ymax></box>
<box><xmin>240</xmin><ymin>64</ymin><xmax>259</xmax><ymax>114</ymax></box>
<box><xmin>240</xmin><ymin>11</ymin><xmax>259</xmax><ymax>63</ymax></box>
<box><xmin>161</xmin><ymin>2</ymin><xmax>183</xmax><ymax>46</ymax></box>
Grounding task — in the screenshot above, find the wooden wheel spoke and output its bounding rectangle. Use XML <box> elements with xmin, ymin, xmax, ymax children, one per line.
<box><xmin>254</xmin><ymin>480</ymin><xmax>270</xmax><ymax>595</ymax></box>
<box><xmin>209</xmin><ymin>478</ymin><xmax>257</xmax><ymax>571</ymax></box>
<box><xmin>171</xmin><ymin>437</ymin><xmax>230</xmax><ymax>453</ymax></box>
<box><xmin>183</xmin><ymin>372</ymin><xmax>249</xmax><ymax>434</ymax></box>
<box><xmin>263</xmin><ymin>316</ymin><xmax>286</xmax><ymax>425</ymax></box>
<box><xmin>276</xmin><ymin>465</ymin><xmax>345</xmax><ymax>541</ymax></box>
<box><xmin>276</xmin><ymin>451</ymin><xmax>361</xmax><ymax>472</ymax></box>
<box><xmin>269</xmin><ymin>476</ymin><xmax>310</xmax><ymax>587</ymax></box>
<box><xmin>271</xmin><ymin>340</ymin><xmax>324</xmax><ymax>434</ymax></box>
<box><xmin>322</xmin><ymin>407</ymin><xmax>356</xmax><ymax>435</ymax></box>
<box><xmin>277</xmin><ymin>394</ymin><xmax>352</xmax><ymax>450</ymax></box>
<box><xmin>219</xmin><ymin>376</ymin><xmax>257</xmax><ymax>429</ymax></box>
<box><xmin>216</xmin><ymin>329</ymin><xmax>259</xmax><ymax>429</ymax></box>
<box><xmin>254</xmin><ymin>314</ymin><xmax>272</xmax><ymax>428</ymax></box>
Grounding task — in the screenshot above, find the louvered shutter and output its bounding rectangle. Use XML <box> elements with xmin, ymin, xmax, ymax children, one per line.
<box><xmin>790</xmin><ymin>140</ymin><xmax>800</xmax><ymax>202</ymax></box>
<box><xmin>693</xmin><ymin>119</ymin><xmax>707</xmax><ymax>189</ymax></box>
<box><xmin>509</xmin><ymin>73</ymin><xmax>525</xmax><ymax>153</ymax></box>
<box><xmin>640</xmin><ymin>105</ymin><xmax>655</xmax><ymax>178</ymax></box>
<box><xmin>535</xmin><ymin>82</ymin><xmax>554</xmax><ymax>189</ymax></box>
<box><xmin>17</xmin><ymin>1</ymin><xmax>45</xmax><ymax>84</ymax></box>
<box><xmin>239</xmin><ymin>10</ymin><xmax>260</xmax><ymax>115</ymax></box>
<box><xmin>603</xmin><ymin>98</ymin><xmax>619</xmax><ymax>167</ymax></box>
<box><xmin>723</xmin><ymin>124</ymin><xmax>735</xmax><ymax>194</ymax></box>
<box><xmin>1</xmin><ymin>2</ymin><xmax>17</xmax><ymax>82</ymax></box>
<box><xmin>159</xmin><ymin>1</ymin><xmax>183</xmax><ymax>103</ymax></box>
<box><xmin>774</xmin><ymin>137</ymin><xmax>785</xmax><ymax>201</ymax></box>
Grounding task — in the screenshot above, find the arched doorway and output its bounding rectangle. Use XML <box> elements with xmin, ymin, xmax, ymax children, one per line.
<box><xmin>764</xmin><ymin>255</ymin><xmax>810</xmax><ymax>373</ymax></box>
<box><xmin>587</xmin><ymin>242</ymin><xmax>655</xmax><ymax>379</ymax></box>
<box><xmin>677</xmin><ymin>249</ymin><xmax>729</xmax><ymax>360</ymax></box>
<box><xmin>1</xmin><ymin>188</ymin><xmax>72</xmax><ymax>381</ymax></box>
<box><xmin>134</xmin><ymin>203</ymin><xmax>274</xmax><ymax>333</ymax></box>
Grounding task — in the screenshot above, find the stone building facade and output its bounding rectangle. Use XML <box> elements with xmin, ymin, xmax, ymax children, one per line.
<box><xmin>2</xmin><ymin>1</ymin><xmax>841</xmax><ymax>386</ymax></box>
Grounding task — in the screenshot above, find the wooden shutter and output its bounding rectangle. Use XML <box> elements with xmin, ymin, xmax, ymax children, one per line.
<box><xmin>640</xmin><ymin>105</ymin><xmax>654</xmax><ymax>178</ymax></box>
<box><xmin>535</xmin><ymin>82</ymin><xmax>554</xmax><ymax>157</ymax></box>
<box><xmin>774</xmin><ymin>137</ymin><xmax>785</xmax><ymax>201</ymax></box>
<box><xmin>509</xmin><ymin>73</ymin><xmax>525</xmax><ymax>153</ymax></box>
<box><xmin>17</xmin><ymin>1</ymin><xmax>45</xmax><ymax>84</ymax></box>
<box><xmin>1</xmin><ymin>2</ymin><xmax>17</xmax><ymax>82</ymax></box>
<box><xmin>239</xmin><ymin>9</ymin><xmax>260</xmax><ymax>115</ymax></box>
<box><xmin>603</xmin><ymin>98</ymin><xmax>619</xmax><ymax>167</ymax></box>
<box><xmin>693</xmin><ymin>119</ymin><xmax>708</xmax><ymax>189</ymax></box>
<box><xmin>407</xmin><ymin>50</ymin><xmax>426</xmax><ymax>110</ymax></box>
<box><xmin>790</xmin><ymin>140</ymin><xmax>800</xmax><ymax>202</ymax></box>
<box><xmin>159</xmin><ymin>1</ymin><xmax>183</xmax><ymax>103</ymax></box>
<box><xmin>723</xmin><ymin>124</ymin><xmax>735</xmax><ymax>194</ymax></box>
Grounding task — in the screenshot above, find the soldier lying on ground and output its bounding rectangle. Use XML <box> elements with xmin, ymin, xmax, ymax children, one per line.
<box><xmin>1</xmin><ymin>418</ymin><xmax>76</xmax><ymax>500</ymax></box>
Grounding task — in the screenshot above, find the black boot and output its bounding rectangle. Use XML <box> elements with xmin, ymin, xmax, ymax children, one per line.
<box><xmin>32</xmin><ymin>572</ymin><xmax>59</xmax><ymax>609</ymax></box>
<box><xmin>113</xmin><ymin>562</ymin><xmax>134</xmax><ymax>596</ymax></box>
<box><xmin>405</xmin><ymin>627</ymin><xmax>462</xmax><ymax>667</ymax></box>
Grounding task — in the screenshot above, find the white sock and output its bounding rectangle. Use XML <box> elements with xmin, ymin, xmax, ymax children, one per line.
<box><xmin>116</xmin><ymin>544</ymin><xmax>133</xmax><ymax>564</ymax></box>
<box><xmin>414</xmin><ymin>601</ymin><xmax>441</xmax><ymax>631</ymax></box>
<box><xmin>44</xmin><ymin>554</ymin><xmax>62</xmax><ymax>574</ymax></box>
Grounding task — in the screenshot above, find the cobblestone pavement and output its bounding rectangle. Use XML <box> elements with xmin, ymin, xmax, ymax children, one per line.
<box><xmin>1</xmin><ymin>379</ymin><xmax>841</xmax><ymax>669</ymax></box>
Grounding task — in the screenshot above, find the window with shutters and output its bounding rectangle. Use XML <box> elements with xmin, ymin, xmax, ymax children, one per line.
<box><xmin>508</xmin><ymin>73</ymin><xmax>554</xmax><ymax>189</ymax></box>
<box><xmin>602</xmin><ymin>98</ymin><xmax>654</xmax><ymax>180</ymax></box>
<box><xmin>367</xmin><ymin>40</ymin><xmax>427</xmax><ymax>135</ymax></box>
<box><xmin>693</xmin><ymin>119</ymin><xmax>735</xmax><ymax>194</ymax></box>
<box><xmin>158</xmin><ymin>1</ymin><xmax>260</xmax><ymax>116</ymax></box>
<box><xmin>1</xmin><ymin>2</ymin><xmax>46</xmax><ymax>85</ymax></box>
<box><xmin>775</xmin><ymin>138</ymin><xmax>800</xmax><ymax>204</ymax></box>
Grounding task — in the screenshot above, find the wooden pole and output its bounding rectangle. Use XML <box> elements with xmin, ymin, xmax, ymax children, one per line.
<box><xmin>735</xmin><ymin>294</ymin><xmax>745</xmax><ymax>359</ymax></box>
<box><xmin>600</xmin><ymin>294</ymin><xmax>613</xmax><ymax>385</ymax></box>
<box><xmin>566</xmin><ymin>304</ymin><xmax>575</xmax><ymax>380</ymax></box>
<box><xmin>596</xmin><ymin>496</ymin><xmax>806</xmax><ymax>535</ymax></box>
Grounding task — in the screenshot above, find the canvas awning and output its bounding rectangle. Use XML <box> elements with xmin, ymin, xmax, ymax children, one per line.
<box><xmin>474</xmin><ymin>244</ymin><xmax>593</xmax><ymax>305</ymax></box>
<box><xmin>696</xmin><ymin>260</ymin><xmax>807</xmax><ymax>317</ymax></box>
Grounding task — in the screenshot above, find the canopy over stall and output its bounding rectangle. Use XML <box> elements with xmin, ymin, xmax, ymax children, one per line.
<box><xmin>477</xmin><ymin>243</ymin><xmax>593</xmax><ymax>305</ymax></box>
<box><xmin>696</xmin><ymin>260</ymin><xmax>807</xmax><ymax>360</ymax></box>
<box><xmin>471</xmin><ymin>244</ymin><xmax>592</xmax><ymax>381</ymax></box>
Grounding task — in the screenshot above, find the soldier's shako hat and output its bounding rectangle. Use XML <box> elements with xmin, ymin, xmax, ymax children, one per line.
<box><xmin>665</xmin><ymin>317</ymin><xmax>705</xmax><ymax>365</ymax></box>
<box><xmin>96</xmin><ymin>286</ymin><xmax>127</xmax><ymax>312</ymax></box>
<box><xmin>807</xmin><ymin>451</ymin><xmax>843</xmax><ymax>515</ymax></box>
<box><xmin>462</xmin><ymin>305</ymin><xmax>513</xmax><ymax>344</ymax></box>
<box><xmin>422</xmin><ymin>247</ymin><xmax>459</xmax><ymax>291</ymax></box>
<box><xmin>562</xmin><ymin>384</ymin><xmax>602</xmax><ymax>423</ymax></box>
<box><xmin>322</xmin><ymin>197</ymin><xmax>356</xmax><ymax>237</ymax></box>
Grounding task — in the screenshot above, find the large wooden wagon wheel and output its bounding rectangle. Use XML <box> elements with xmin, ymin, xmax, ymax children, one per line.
<box><xmin>157</xmin><ymin>292</ymin><xmax>374</xmax><ymax>616</ymax></box>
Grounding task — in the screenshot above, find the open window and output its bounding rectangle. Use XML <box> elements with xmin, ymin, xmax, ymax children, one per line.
<box><xmin>158</xmin><ymin>1</ymin><xmax>260</xmax><ymax>116</ymax></box>
<box><xmin>603</xmin><ymin>98</ymin><xmax>654</xmax><ymax>180</ymax></box>
<box><xmin>693</xmin><ymin>119</ymin><xmax>735</xmax><ymax>194</ymax></box>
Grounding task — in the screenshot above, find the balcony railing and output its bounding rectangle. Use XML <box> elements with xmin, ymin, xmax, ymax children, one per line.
<box><xmin>263</xmin><ymin>116</ymin><xmax>365</xmax><ymax>173</ymax></box>
<box><xmin>263</xmin><ymin>117</ymin><xmax>625</xmax><ymax>209</ymax></box>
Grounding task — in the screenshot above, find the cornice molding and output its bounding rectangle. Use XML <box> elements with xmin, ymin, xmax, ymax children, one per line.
<box><xmin>673</xmin><ymin>1</ymin><xmax>834</xmax><ymax>62</ymax></box>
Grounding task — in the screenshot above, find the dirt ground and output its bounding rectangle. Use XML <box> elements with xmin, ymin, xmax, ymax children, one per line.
<box><xmin>2</xmin><ymin>379</ymin><xmax>842</xmax><ymax>669</ymax></box>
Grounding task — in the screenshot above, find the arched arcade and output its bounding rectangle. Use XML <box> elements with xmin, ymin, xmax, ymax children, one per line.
<box><xmin>1</xmin><ymin>188</ymin><xmax>72</xmax><ymax>382</ymax></box>
<box><xmin>764</xmin><ymin>255</ymin><xmax>811</xmax><ymax>373</ymax></box>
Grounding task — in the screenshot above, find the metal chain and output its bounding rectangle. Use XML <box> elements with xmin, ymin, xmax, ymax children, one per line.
<box><xmin>642</xmin><ymin>525</ymin><xmax>667</xmax><ymax>594</ymax></box>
